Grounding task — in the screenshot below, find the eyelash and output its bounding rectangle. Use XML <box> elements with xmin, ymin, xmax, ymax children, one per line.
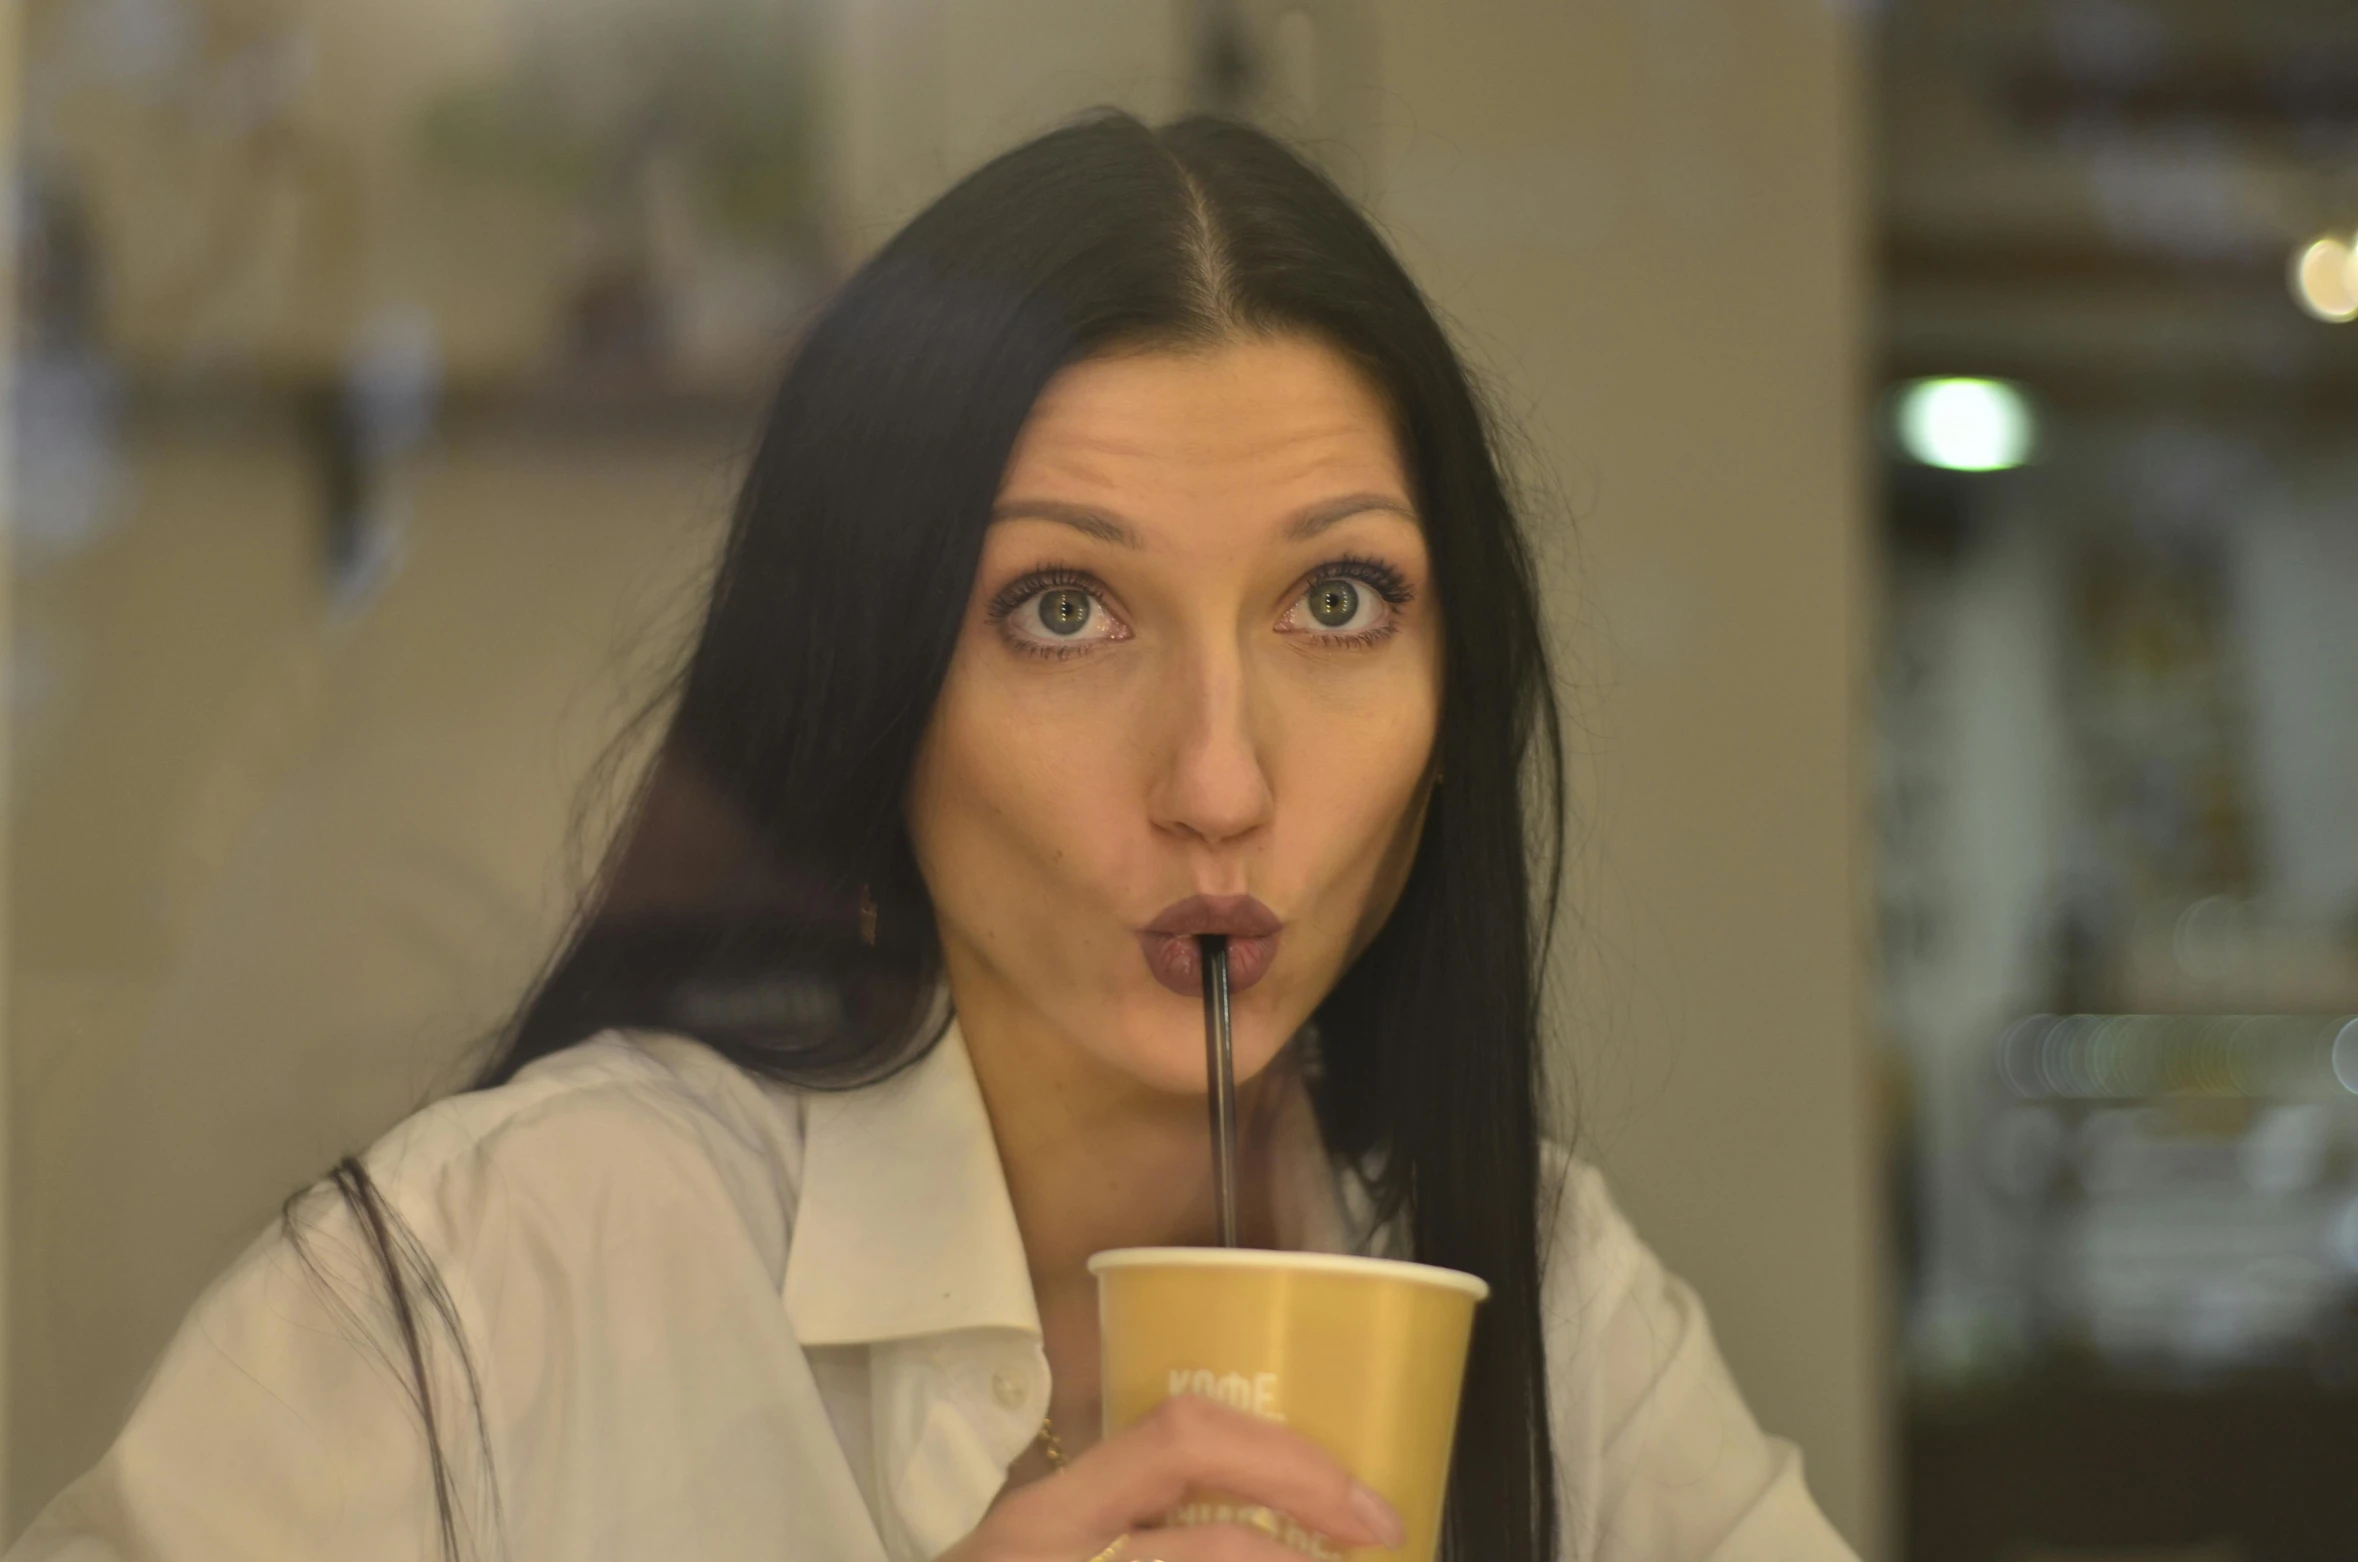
<box><xmin>984</xmin><ymin>566</ymin><xmax>1107</xmax><ymax>660</ymax></box>
<box><xmin>1288</xmin><ymin>553</ymin><xmax>1415</xmax><ymax>650</ymax></box>
<box><xmin>983</xmin><ymin>555</ymin><xmax>1417</xmax><ymax>660</ymax></box>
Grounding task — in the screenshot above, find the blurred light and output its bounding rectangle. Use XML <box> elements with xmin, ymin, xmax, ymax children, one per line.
<box><xmin>1998</xmin><ymin>1013</ymin><xmax>2051</xmax><ymax>1097</ymax></box>
<box><xmin>2290</xmin><ymin>235</ymin><xmax>2358</xmax><ymax>323</ymax></box>
<box><xmin>2039</xmin><ymin>1013</ymin><xmax>2086</xmax><ymax>1096</ymax></box>
<box><xmin>1996</xmin><ymin>1012</ymin><xmax>2358</xmax><ymax>1100</ymax></box>
<box><xmin>1894</xmin><ymin>378</ymin><xmax>2036</xmax><ymax>472</ymax></box>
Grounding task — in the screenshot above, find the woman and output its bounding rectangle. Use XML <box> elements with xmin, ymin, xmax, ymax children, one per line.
<box><xmin>12</xmin><ymin>113</ymin><xmax>1856</xmax><ymax>1562</ymax></box>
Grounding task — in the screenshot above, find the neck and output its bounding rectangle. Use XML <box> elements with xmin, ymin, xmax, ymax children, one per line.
<box><xmin>960</xmin><ymin>991</ymin><xmax>1293</xmax><ymax>1291</ymax></box>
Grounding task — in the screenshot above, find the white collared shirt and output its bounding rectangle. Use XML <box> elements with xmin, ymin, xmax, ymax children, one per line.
<box><xmin>11</xmin><ymin>1021</ymin><xmax>1857</xmax><ymax>1562</ymax></box>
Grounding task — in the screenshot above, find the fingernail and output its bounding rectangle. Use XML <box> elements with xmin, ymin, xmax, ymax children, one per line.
<box><xmin>1348</xmin><ymin>1481</ymin><xmax>1406</xmax><ymax>1549</ymax></box>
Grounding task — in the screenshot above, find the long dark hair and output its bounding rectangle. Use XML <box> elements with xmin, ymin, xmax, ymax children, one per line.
<box><xmin>286</xmin><ymin>109</ymin><xmax>1566</xmax><ymax>1562</ymax></box>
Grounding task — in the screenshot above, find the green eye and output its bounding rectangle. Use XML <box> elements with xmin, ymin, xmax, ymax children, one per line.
<box><xmin>1307</xmin><ymin>580</ymin><xmax>1360</xmax><ymax>628</ymax></box>
<box><xmin>1036</xmin><ymin>588</ymin><xmax>1093</xmax><ymax>635</ymax></box>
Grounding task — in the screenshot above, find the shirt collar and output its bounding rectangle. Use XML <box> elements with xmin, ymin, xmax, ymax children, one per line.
<box><xmin>782</xmin><ymin>1013</ymin><xmax>1042</xmax><ymax>1346</ymax></box>
<box><xmin>778</xmin><ymin>1007</ymin><xmax>1368</xmax><ymax>1349</ymax></box>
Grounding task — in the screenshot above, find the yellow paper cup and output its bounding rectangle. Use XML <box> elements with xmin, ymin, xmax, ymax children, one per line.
<box><xmin>1089</xmin><ymin>1248</ymin><xmax>1488</xmax><ymax>1561</ymax></box>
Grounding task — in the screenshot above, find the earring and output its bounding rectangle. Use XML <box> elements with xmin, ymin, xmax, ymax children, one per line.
<box><xmin>856</xmin><ymin>884</ymin><xmax>879</xmax><ymax>947</ymax></box>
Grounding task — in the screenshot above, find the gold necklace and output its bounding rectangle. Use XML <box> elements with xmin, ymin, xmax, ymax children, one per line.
<box><xmin>1035</xmin><ymin>1413</ymin><xmax>1068</xmax><ymax>1472</ymax></box>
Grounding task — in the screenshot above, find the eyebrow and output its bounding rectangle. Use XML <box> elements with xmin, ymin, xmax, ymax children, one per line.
<box><xmin>988</xmin><ymin>499</ymin><xmax>1142</xmax><ymax>547</ymax></box>
<box><xmin>988</xmin><ymin>492</ymin><xmax>1419</xmax><ymax>547</ymax></box>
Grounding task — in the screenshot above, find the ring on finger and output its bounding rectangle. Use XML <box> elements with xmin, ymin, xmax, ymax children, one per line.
<box><xmin>1086</xmin><ymin>1537</ymin><xmax>1167</xmax><ymax>1562</ymax></box>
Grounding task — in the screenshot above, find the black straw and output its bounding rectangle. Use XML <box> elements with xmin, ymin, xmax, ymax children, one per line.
<box><xmin>1199</xmin><ymin>934</ymin><xmax>1240</xmax><ymax>1247</ymax></box>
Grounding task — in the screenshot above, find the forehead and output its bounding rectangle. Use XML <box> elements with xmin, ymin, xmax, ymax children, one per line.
<box><xmin>1001</xmin><ymin>336</ymin><xmax>1408</xmax><ymax>506</ymax></box>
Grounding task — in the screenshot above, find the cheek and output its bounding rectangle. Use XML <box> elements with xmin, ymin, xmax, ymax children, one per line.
<box><xmin>1275</xmin><ymin>669</ymin><xmax>1440</xmax><ymax>929</ymax></box>
<box><xmin>906</xmin><ymin>651</ymin><xmax>1133</xmax><ymax>931</ymax></box>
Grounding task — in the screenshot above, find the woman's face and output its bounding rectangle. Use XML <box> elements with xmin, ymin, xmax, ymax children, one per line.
<box><xmin>907</xmin><ymin>334</ymin><xmax>1442</xmax><ymax>1096</ymax></box>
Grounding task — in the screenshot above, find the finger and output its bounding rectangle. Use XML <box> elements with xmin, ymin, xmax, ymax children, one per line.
<box><xmin>1058</xmin><ymin>1394</ymin><xmax>1405</xmax><ymax>1551</ymax></box>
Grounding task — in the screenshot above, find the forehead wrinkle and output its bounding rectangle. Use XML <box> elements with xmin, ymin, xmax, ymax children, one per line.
<box><xmin>996</xmin><ymin>363</ymin><xmax>1414</xmax><ymax>552</ymax></box>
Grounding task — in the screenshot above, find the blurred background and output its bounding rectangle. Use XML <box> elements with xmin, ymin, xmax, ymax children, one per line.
<box><xmin>3</xmin><ymin>1</ymin><xmax>2354</xmax><ymax>1558</ymax></box>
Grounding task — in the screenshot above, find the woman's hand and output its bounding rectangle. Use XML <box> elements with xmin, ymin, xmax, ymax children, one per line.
<box><xmin>939</xmin><ymin>1394</ymin><xmax>1407</xmax><ymax>1561</ymax></box>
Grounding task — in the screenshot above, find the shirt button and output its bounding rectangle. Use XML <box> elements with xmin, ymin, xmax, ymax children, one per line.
<box><xmin>990</xmin><ymin>1368</ymin><xmax>1028</xmax><ymax>1410</ymax></box>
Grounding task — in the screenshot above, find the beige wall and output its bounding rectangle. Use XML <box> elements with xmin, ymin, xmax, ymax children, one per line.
<box><xmin>0</xmin><ymin>0</ymin><xmax>21</xmax><ymax>1512</ymax></box>
<box><xmin>6</xmin><ymin>418</ymin><xmax>731</xmax><ymax>1524</ymax></box>
<box><xmin>1360</xmin><ymin>5</ymin><xmax>1886</xmax><ymax>1550</ymax></box>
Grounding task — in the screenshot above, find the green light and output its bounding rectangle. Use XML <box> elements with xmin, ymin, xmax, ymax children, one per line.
<box><xmin>1894</xmin><ymin>378</ymin><xmax>2036</xmax><ymax>472</ymax></box>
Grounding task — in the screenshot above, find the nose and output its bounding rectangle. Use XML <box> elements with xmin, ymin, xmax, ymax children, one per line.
<box><xmin>1143</xmin><ymin>635</ymin><xmax>1275</xmax><ymax>849</ymax></box>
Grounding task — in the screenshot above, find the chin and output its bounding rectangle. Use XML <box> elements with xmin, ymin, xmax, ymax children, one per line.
<box><xmin>1094</xmin><ymin>988</ymin><xmax>1289</xmax><ymax>1097</ymax></box>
